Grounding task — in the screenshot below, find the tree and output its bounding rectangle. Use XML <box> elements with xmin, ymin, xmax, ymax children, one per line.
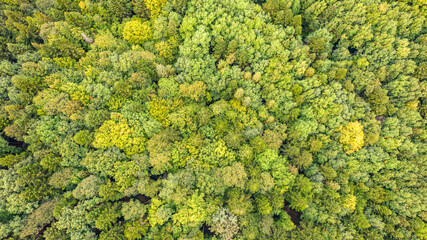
<box><xmin>72</xmin><ymin>175</ymin><xmax>103</xmax><ymax>200</ymax></box>
<box><xmin>123</xmin><ymin>19</ymin><xmax>153</xmax><ymax>45</ymax></box>
<box><xmin>144</xmin><ymin>0</ymin><xmax>168</xmax><ymax>19</ymax></box>
<box><xmin>99</xmin><ymin>225</ymin><xmax>125</xmax><ymax>240</ymax></box>
<box><xmin>37</xmin><ymin>22</ymin><xmax>85</xmax><ymax>59</ymax></box>
<box><xmin>93</xmin><ymin>31</ymin><xmax>118</xmax><ymax>51</ymax></box>
<box><xmin>122</xmin><ymin>199</ymin><xmax>147</xmax><ymax>221</ymax></box>
<box><xmin>255</xmin><ymin>149</ymin><xmax>279</xmax><ymax>171</ymax></box>
<box><xmin>275</xmin><ymin>210</ymin><xmax>295</xmax><ymax>231</ymax></box>
<box><xmin>290</xmin><ymin>150</ymin><xmax>313</xmax><ymax>168</ymax></box>
<box><xmin>94</xmin><ymin>203</ymin><xmax>121</xmax><ymax>231</ymax></box>
<box><xmin>155</xmin><ymin>40</ymin><xmax>175</xmax><ymax>63</ymax></box>
<box><xmin>226</xmin><ymin>189</ymin><xmax>253</xmax><ymax>216</ymax></box>
<box><xmin>124</xmin><ymin>219</ymin><xmax>149</xmax><ymax>240</ymax></box>
<box><xmin>146</xmin><ymin>129</ymin><xmax>179</xmax><ymax>174</ymax></box>
<box><xmin>209</xmin><ymin>208</ymin><xmax>239</xmax><ymax>240</ymax></box>
<box><xmin>256</xmin><ymin>194</ymin><xmax>273</xmax><ymax>215</ymax></box>
<box><xmin>132</xmin><ymin>0</ymin><xmax>150</xmax><ymax>20</ymax></box>
<box><xmin>338</xmin><ymin>121</ymin><xmax>365</xmax><ymax>154</ymax></box>
<box><xmin>178</xmin><ymin>81</ymin><xmax>207</xmax><ymax>102</ymax></box>
<box><xmin>84</xmin><ymin>110</ymin><xmax>109</xmax><ymax>129</ymax></box>
<box><xmin>19</xmin><ymin>198</ymin><xmax>58</xmax><ymax>238</ymax></box>
<box><xmin>285</xmin><ymin>175</ymin><xmax>312</xmax><ymax>212</ymax></box>
<box><xmin>218</xmin><ymin>162</ymin><xmax>247</xmax><ymax>189</ymax></box>
<box><xmin>48</xmin><ymin>168</ymin><xmax>73</xmax><ymax>189</ymax></box>
<box><xmin>81</xmin><ymin>147</ymin><xmax>126</xmax><ymax>178</ymax></box>
<box><xmin>17</xmin><ymin>161</ymin><xmax>54</xmax><ymax>201</ymax></box>
<box><xmin>172</xmin><ymin>192</ymin><xmax>217</xmax><ymax>227</ymax></box>
<box><xmin>73</xmin><ymin>130</ymin><xmax>94</xmax><ymax>147</ymax></box>
<box><xmin>55</xmin><ymin>198</ymin><xmax>102</xmax><ymax>239</ymax></box>
<box><xmin>107</xmin><ymin>0</ymin><xmax>132</xmax><ymax>19</ymax></box>
<box><xmin>92</xmin><ymin>113</ymin><xmax>147</xmax><ymax>156</ymax></box>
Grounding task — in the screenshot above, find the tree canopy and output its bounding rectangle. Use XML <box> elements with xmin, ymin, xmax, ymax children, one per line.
<box><xmin>0</xmin><ymin>0</ymin><xmax>425</xmax><ymax>239</ymax></box>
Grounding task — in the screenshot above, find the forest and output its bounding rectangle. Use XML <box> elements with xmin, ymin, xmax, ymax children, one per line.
<box><xmin>0</xmin><ymin>0</ymin><xmax>425</xmax><ymax>239</ymax></box>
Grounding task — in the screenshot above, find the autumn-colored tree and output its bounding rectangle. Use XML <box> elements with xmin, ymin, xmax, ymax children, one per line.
<box><xmin>123</xmin><ymin>19</ymin><xmax>153</xmax><ymax>45</ymax></box>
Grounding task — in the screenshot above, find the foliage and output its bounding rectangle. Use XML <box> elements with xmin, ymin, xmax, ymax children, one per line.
<box><xmin>92</xmin><ymin>113</ymin><xmax>147</xmax><ymax>156</ymax></box>
<box><xmin>123</xmin><ymin>19</ymin><xmax>153</xmax><ymax>45</ymax></box>
<box><xmin>209</xmin><ymin>208</ymin><xmax>239</xmax><ymax>240</ymax></box>
<box><xmin>339</xmin><ymin>121</ymin><xmax>365</xmax><ymax>154</ymax></box>
<box><xmin>0</xmin><ymin>0</ymin><xmax>425</xmax><ymax>239</ymax></box>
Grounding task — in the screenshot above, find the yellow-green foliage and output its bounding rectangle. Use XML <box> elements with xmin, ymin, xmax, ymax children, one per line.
<box><xmin>123</xmin><ymin>19</ymin><xmax>152</xmax><ymax>44</ymax></box>
<box><xmin>147</xmin><ymin>197</ymin><xmax>165</xmax><ymax>227</ymax></box>
<box><xmin>172</xmin><ymin>192</ymin><xmax>217</xmax><ymax>227</ymax></box>
<box><xmin>155</xmin><ymin>40</ymin><xmax>174</xmax><ymax>62</ymax></box>
<box><xmin>179</xmin><ymin>81</ymin><xmax>207</xmax><ymax>102</ymax></box>
<box><xmin>343</xmin><ymin>195</ymin><xmax>357</xmax><ymax>211</ymax></box>
<box><xmin>339</xmin><ymin>121</ymin><xmax>365</xmax><ymax>154</ymax></box>
<box><xmin>149</xmin><ymin>98</ymin><xmax>171</xmax><ymax>127</ymax></box>
<box><xmin>60</xmin><ymin>82</ymin><xmax>91</xmax><ymax>106</ymax></box>
<box><xmin>93</xmin><ymin>113</ymin><xmax>146</xmax><ymax>156</ymax></box>
<box><xmin>94</xmin><ymin>31</ymin><xmax>117</xmax><ymax>50</ymax></box>
<box><xmin>144</xmin><ymin>0</ymin><xmax>168</xmax><ymax>19</ymax></box>
<box><xmin>1</xmin><ymin>0</ymin><xmax>425</xmax><ymax>239</ymax></box>
<box><xmin>149</xmin><ymin>98</ymin><xmax>182</xmax><ymax>127</ymax></box>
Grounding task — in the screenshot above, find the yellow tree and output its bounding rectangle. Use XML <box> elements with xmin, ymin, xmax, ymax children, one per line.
<box><xmin>339</xmin><ymin>121</ymin><xmax>365</xmax><ymax>154</ymax></box>
<box><xmin>123</xmin><ymin>19</ymin><xmax>152</xmax><ymax>44</ymax></box>
<box><xmin>92</xmin><ymin>113</ymin><xmax>147</xmax><ymax>156</ymax></box>
<box><xmin>144</xmin><ymin>0</ymin><xmax>168</xmax><ymax>19</ymax></box>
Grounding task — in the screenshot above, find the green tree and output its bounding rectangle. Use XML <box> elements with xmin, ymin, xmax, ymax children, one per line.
<box><xmin>286</xmin><ymin>175</ymin><xmax>312</xmax><ymax>211</ymax></box>
<box><xmin>72</xmin><ymin>175</ymin><xmax>103</xmax><ymax>200</ymax></box>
